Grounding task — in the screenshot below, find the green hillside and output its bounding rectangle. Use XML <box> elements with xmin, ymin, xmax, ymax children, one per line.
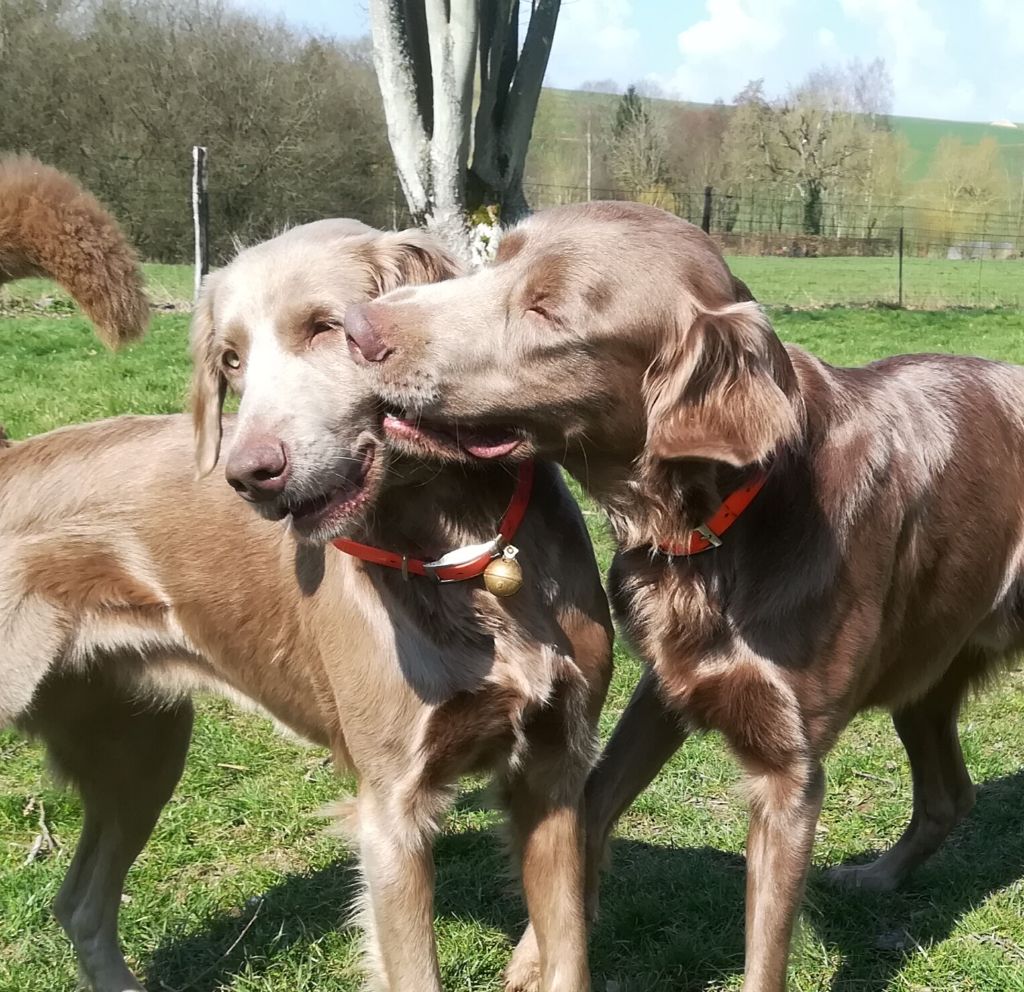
<box><xmin>528</xmin><ymin>86</ymin><xmax>1024</xmax><ymax>193</ymax></box>
<box><xmin>894</xmin><ymin>113</ymin><xmax>1024</xmax><ymax>181</ymax></box>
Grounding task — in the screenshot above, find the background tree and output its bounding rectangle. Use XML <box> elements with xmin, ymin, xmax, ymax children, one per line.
<box><xmin>664</xmin><ymin>101</ymin><xmax>729</xmax><ymax>192</ymax></box>
<box><xmin>370</xmin><ymin>0</ymin><xmax>560</xmax><ymax>255</ymax></box>
<box><xmin>927</xmin><ymin>137</ymin><xmax>1010</xmax><ymax>216</ymax></box>
<box><xmin>0</xmin><ymin>0</ymin><xmax>392</xmax><ymax>262</ymax></box>
<box><xmin>720</xmin><ymin>62</ymin><xmax>902</xmax><ymax>235</ymax></box>
<box><xmin>606</xmin><ymin>84</ymin><xmax>671</xmax><ymax>204</ymax></box>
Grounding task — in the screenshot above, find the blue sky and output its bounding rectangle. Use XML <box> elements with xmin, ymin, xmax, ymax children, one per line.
<box><xmin>241</xmin><ymin>1</ymin><xmax>1024</xmax><ymax>123</ymax></box>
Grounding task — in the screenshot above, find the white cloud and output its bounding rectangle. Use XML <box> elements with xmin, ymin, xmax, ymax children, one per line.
<box><xmin>655</xmin><ymin>0</ymin><xmax>798</xmax><ymax>102</ymax></box>
<box><xmin>840</xmin><ymin>0</ymin><xmax>975</xmax><ymax>118</ymax></box>
<box><xmin>545</xmin><ymin>0</ymin><xmax>640</xmax><ymax>89</ymax></box>
<box><xmin>677</xmin><ymin>0</ymin><xmax>793</xmax><ymax>57</ymax></box>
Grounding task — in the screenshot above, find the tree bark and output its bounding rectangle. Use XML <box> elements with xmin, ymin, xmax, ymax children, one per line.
<box><xmin>471</xmin><ymin>0</ymin><xmax>560</xmax><ymax>222</ymax></box>
<box><xmin>370</xmin><ymin>0</ymin><xmax>561</xmax><ymax>254</ymax></box>
<box><xmin>370</xmin><ymin>0</ymin><xmax>431</xmax><ymax>220</ymax></box>
<box><xmin>803</xmin><ymin>180</ymin><xmax>824</xmax><ymax>235</ymax></box>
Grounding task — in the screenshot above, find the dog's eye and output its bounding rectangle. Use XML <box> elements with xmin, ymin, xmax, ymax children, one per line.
<box><xmin>222</xmin><ymin>349</ymin><xmax>241</xmax><ymax>370</ymax></box>
<box><xmin>311</xmin><ymin>318</ymin><xmax>340</xmax><ymax>337</ymax></box>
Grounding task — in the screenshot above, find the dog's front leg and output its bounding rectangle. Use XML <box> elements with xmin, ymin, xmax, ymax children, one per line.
<box><xmin>503</xmin><ymin>704</ymin><xmax>595</xmax><ymax>992</ymax></box>
<box><xmin>355</xmin><ymin>789</ymin><xmax>443</xmax><ymax>992</ymax></box>
<box><xmin>507</xmin><ymin>666</ymin><xmax>687</xmax><ymax>991</ymax></box>
<box><xmin>741</xmin><ymin>761</ymin><xmax>825</xmax><ymax>992</ymax></box>
<box><xmin>505</xmin><ymin>792</ymin><xmax>589</xmax><ymax>992</ymax></box>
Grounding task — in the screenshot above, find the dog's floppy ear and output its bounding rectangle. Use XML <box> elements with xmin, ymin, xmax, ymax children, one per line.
<box><xmin>645</xmin><ymin>302</ymin><xmax>800</xmax><ymax>467</ymax></box>
<box><xmin>368</xmin><ymin>229</ymin><xmax>465</xmax><ymax>294</ymax></box>
<box><xmin>189</xmin><ymin>273</ymin><xmax>226</xmax><ymax>478</ymax></box>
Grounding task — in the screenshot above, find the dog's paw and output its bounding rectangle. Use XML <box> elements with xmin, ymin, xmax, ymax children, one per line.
<box><xmin>504</xmin><ymin>926</ymin><xmax>541</xmax><ymax>992</ymax></box>
<box><xmin>825</xmin><ymin>861</ymin><xmax>900</xmax><ymax>893</ymax></box>
<box><xmin>503</xmin><ymin>963</ymin><xmax>541</xmax><ymax>992</ymax></box>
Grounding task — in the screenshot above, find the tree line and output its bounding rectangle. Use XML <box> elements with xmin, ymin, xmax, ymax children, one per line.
<box><xmin>569</xmin><ymin>61</ymin><xmax>1019</xmax><ymax>242</ymax></box>
<box><xmin>0</xmin><ymin>0</ymin><xmax>395</xmax><ymax>262</ymax></box>
<box><xmin>2</xmin><ymin>1</ymin><xmax>1018</xmax><ymax>260</ymax></box>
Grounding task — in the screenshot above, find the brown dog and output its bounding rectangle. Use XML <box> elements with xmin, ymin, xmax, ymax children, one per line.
<box><xmin>1</xmin><ymin>220</ymin><xmax>612</xmax><ymax>992</ymax></box>
<box><xmin>344</xmin><ymin>200</ymin><xmax>1024</xmax><ymax>990</ymax></box>
<box><xmin>0</xmin><ymin>154</ymin><xmax>148</xmax><ymax>344</ymax></box>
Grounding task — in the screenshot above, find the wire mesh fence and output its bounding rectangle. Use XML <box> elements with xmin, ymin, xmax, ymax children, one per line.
<box><xmin>11</xmin><ymin>151</ymin><xmax>1018</xmax><ymax>312</ymax></box>
<box><xmin>523</xmin><ymin>182</ymin><xmax>1024</xmax><ymax>309</ymax></box>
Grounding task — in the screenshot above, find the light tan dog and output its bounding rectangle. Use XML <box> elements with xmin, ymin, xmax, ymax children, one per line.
<box><xmin>1</xmin><ymin>220</ymin><xmax>612</xmax><ymax>992</ymax></box>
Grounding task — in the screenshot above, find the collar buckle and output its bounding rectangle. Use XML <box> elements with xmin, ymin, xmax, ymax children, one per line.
<box><xmin>423</xmin><ymin>536</ymin><xmax>502</xmax><ymax>583</ymax></box>
<box><xmin>695</xmin><ymin>523</ymin><xmax>722</xmax><ymax>548</ymax></box>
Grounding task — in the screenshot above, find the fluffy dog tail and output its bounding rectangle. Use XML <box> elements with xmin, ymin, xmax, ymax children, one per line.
<box><xmin>0</xmin><ymin>154</ymin><xmax>149</xmax><ymax>347</ymax></box>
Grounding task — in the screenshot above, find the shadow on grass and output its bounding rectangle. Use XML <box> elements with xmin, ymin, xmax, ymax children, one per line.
<box><xmin>143</xmin><ymin>789</ymin><xmax>524</xmax><ymax>992</ymax></box>
<box><xmin>144</xmin><ymin>771</ymin><xmax>1024</xmax><ymax>992</ymax></box>
<box><xmin>144</xmin><ymin>857</ymin><xmax>361</xmax><ymax>991</ymax></box>
<box><xmin>589</xmin><ymin>768</ymin><xmax>1024</xmax><ymax>991</ymax></box>
<box><xmin>813</xmin><ymin>767</ymin><xmax>1024</xmax><ymax>992</ymax></box>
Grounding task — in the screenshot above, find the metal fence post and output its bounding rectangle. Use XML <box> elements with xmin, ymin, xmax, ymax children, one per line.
<box><xmin>192</xmin><ymin>145</ymin><xmax>209</xmax><ymax>301</ymax></box>
<box><xmin>897</xmin><ymin>225</ymin><xmax>904</xmax><ymax>308</ymax></box>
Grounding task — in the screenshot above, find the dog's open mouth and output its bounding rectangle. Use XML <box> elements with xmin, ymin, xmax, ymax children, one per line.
<box><xmin>382</xmin><ymin>412</ymin><xmax>522</xmax><ymax>460</ymax></box>
<box><xmin>287</xmin><ymin>440</ymin><xmax>381</xmax><ymax>538</ymax></box>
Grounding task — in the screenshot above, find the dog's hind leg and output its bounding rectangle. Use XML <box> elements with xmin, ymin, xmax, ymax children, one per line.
<box><xmin>581</xmin><ymin>666</ymin><xmax>688</xmax><ymax>910</ymax></box>
<box><xmin>828</xmin><ymin>649</ymin><xmax>978</xmax><ymax>892</ymax></box>
<box><xmin>27</xmin><ymin>669</ymin><xmax>193</xmax><ymax>992</ymax></box>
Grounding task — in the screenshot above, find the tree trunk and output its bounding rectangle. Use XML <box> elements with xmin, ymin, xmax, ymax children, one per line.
<box><xmin>370</xmin><ymin>0</ymin><xmax>561</xmax><ymax>254</ymax></box>
<box><xmin>803</xmin><ymin>180</ymin><xmax>824</xmax><ymax>235</ymax></box>
<box><xmin>471</xmin><ymin>0</ymin><xmax>560</xmax><ymax>223</ymax></box>
<box><xmin>369</xmin><ymin>0</ymin><xmax>431</xmax><ymax>221</ymax></box>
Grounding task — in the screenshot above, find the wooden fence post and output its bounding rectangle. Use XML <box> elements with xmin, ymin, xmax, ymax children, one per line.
<box><xmin>701</xmin><ymin>185</ymin><xmax>713</xmax><ymax>234</ymax></box>
<box><xmin>192</xmin><ymin>145</ymin><xmax>209</xmax><ymax>301</ymax></box>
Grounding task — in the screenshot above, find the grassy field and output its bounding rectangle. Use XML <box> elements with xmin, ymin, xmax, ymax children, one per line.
<box><xmin>3</xmin><ymin>253</ymin><xmax>1022</xmax><ymax>317</ymax></box>
<box><xmin>0</xmin><ymin>263</ymin><xmax>194</xmax><ymax>314</ymax></box>
<box><xmin>2</xmin><ymin>306</ymin><xmax>1024</xmax><ymax>992</ymax></box>
<box><xmin>729</xmin><ymin>255</ymin><xmax>1024</xmax><ymax>309</ymax></box>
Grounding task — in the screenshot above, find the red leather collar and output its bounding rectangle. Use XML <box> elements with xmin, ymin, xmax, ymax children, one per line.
<box><xmin>332</xmin><ymin>461</ymin><xmax>535</xmax><ymax>582</ymax></box>
<box><xmin>659</xmin><ymin>471</ymin><xmax>768</xmax><ymax>556</ymax></box>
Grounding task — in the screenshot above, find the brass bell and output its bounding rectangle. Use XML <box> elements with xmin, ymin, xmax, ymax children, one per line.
<box><xmin>484</xmin><ymin>544</ymin><xmax>523</xmax><ymax>597</ymax></box>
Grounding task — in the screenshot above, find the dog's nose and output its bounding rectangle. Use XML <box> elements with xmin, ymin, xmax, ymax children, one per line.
<box><xmin>344</xmin><ymin>304</ymin><xmax>393</xmax><ymax>364</ymax></box>
<box><xmin>225</xmin><ymin>440</ymin><xmax>290</xmax><ymax>501</ymax></box>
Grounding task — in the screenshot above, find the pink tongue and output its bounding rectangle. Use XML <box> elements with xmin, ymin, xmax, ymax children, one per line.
<box><xmin>384</xmin><ymin>413</ymin><xmax>519</xmax><ymax>459</ymax></box>
<box><xmin>382</xmin><ymin>413</ymin><xmax>409</xmax><ymax>433</ymax></box>
<box><xmin>463</xmin><ymin>438</ymin><xmax>521</xmax><ymax>459</ymax></box>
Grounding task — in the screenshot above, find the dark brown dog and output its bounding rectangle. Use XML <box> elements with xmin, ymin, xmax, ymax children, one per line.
<box><xmin>344</xmin><ymin>200</ymin><xmax>1024</xmax><ymax>991</ymax></box>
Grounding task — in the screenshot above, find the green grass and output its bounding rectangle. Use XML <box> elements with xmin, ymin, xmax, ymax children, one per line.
<box><xmin>0</xmin><ymin>313</ymin><xmax>192</xmax><ymax>439</ymax></box>
<box><xmin>0</xmin><ymin>262</ymin><xmax>193</xmax><ymax>315</ymax></box>
<box><xmin>730</xmin><ymin>255</ymin><xmax>1024</xmax><ymax>309</ymax></box>
<box><xmin>2</xmin><ymin>307</ymin><xmax>1024</xmax><ymax>991</ymax></box>
<box><xmin>6</xmin><ymin>250</ymin><xmax>1021</xmax><ymax>323</ymax></box>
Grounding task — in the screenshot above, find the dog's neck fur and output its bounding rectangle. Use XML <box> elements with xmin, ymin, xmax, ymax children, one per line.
<box><xmin>595</xmin><ymin>458</ymin><xmax>762</xmax><ymax>552</ymax></box>
<box><xmin>354</xmin><ymin>455</ymin><xmax>525</xmax><ymax>560</ymax></box>
<box><xmin>568</xmin><ymin>347</ymin><xmax>808</xmax><ymax>552</ymax></box>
